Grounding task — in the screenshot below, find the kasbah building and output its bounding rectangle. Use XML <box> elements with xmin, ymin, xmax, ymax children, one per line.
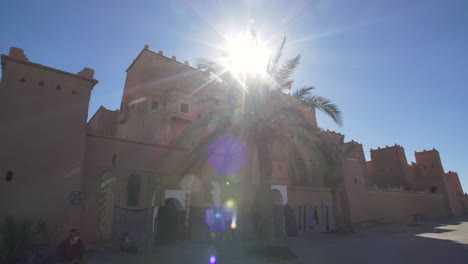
<box><xmin>1</xmin><ymin>45</ymin><xmax>467</xmax><ymax>247</ymax></box>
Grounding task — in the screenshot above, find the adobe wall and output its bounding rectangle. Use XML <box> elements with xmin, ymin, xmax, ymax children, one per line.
<box><xmin>442</xmin><ymin>177</ymin><xmax>465</xmax><ymax>217</ymax></box>
<box><xmin>81</xmin><ymin>135</ymin><xmax>186</xmax><ymax>243</ymax></box>
<box><xmin>367</xmin><ymin>189</ymin><xmax>446</xmax><ymax>222</ymax></box>
<box><xmin>462</xmin><ymin>196</ymin><xmax>468</xmax><ymax>214</ymax></box>
<box><xmin>87</xmin><ymin>106</ymin><xmax>119</xmax><ymax>137</ymax></box>
<box><xmin>368</xmin><ymin>145</ymin><xmax>412</xmax><ymax>188</ymax></box>
<box><xmin>116</xmin><ymin>46</ymin><xmax>215</xmax><ymax>145</ymax></box>
<box><xmin>446</xmin><ymin>171</ymin><xmax>464</xmax><ymax>195</ymax></box>
<box><xmin>0</xmin><ymin>48</ymin><xmax>97</xmax><ymax>242</ymax></box>
<box><xmin>288</xmin><ymin>187</ymin><xmax>334</xmax><ymax>233</ymax></box>
<box><xmin>343</xmin><ymin>157</ymin><xmax>370</xmax><ymax>224</ymax></box>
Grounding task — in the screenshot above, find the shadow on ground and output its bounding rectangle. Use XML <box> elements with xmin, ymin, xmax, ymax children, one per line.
<box><xmin>86</xmin><ymin>217</ymin><xmax>468</xmax><ymax>264</ymax></box>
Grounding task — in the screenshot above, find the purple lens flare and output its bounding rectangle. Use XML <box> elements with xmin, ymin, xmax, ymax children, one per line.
<box><xmin>207</xmin><ymin>135</ymin><xmax>247</xmax><ymax>175</ymax></box>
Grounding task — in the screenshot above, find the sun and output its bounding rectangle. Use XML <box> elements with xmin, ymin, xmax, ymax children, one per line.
<box><xmin>223</xmin><ymin>34</ymin><xmax>271</xmax><ymax>76</ymax></box>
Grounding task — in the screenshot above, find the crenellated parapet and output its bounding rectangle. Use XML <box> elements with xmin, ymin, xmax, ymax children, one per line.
<box><xmin>126</xmin><ymin>44</ymin><xmax>195</xmax><ymax>73</ymax></box>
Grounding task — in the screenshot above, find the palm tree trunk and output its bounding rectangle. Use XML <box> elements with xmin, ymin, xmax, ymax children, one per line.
<box><xmin>331</xmin><ymin>173</ymin><xmax>353</xmax><ymax>233</ymax></box>
<box><xmin>255</xmin><ymin>139</ymin><xmax>276</xmax><ymax>243</ymax></box>
<box><xmin>338</xmin><ymin>186</ymin><xmax>353</xmax><ymax>232</ymax></box>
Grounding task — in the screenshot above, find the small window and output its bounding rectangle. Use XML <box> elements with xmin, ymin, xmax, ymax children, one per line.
<box><xmin>354</xmin><ymin>177</ymin><xmax>358</xmax><ymax>184</ymax></box>
<box><xmin>5</xmin><ymin>171</ymin><xmax>13</xmax><ymax>182</ymax></box>
<box><xmin>180</xmin><ymin>103</ymin><xmax>189</xmax><ymax>114</ymax></box>
<box><xmin>72</xmin><ymin>90</ymin><xmax>77</xmax><ymax>95</ymax></box>
<box><xmin>20</xmin><ymin>77</ymin><xmax>26</xmax><ymax>83</ymax></box>
<box><xmin>131</xmin><ymin>104</ymin><xmax>134</xmax><ymax>110</ymax></box>
<box><xmin>56</xmin><ymin>85</ymin><xmax>61</xmax><ymax>91</ymax></box>
<box><xmin>112</xmin><ymin>154</ymin><xmax>117</xmax><ymax>165</ymax></box>
<box><xmin>120</xmin><ymin>103</ymin><xmax>124</xmax><ymax>114</ymax></box>
<box><xmin>38</xmin><ymin>81</ymin><xmax>44</xmax><ymax>86</ymax></box>
<box><xmin>430</xmin><ymin>186</ymin><xmax>437</xmax><ymax>193</ymax></box>
<box><xmin>380</xmin><ymin>168</ymin><xmax>384</xmax><ymax>173</ymax></box>
<box><xmin>152</xmin><ymin>101</ymin><xmax>159</xmax><ymax>110</ymax></box>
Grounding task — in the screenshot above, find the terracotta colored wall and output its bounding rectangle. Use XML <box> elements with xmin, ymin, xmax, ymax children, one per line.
<box><xmin>116</xmin><ymin>47</ymin><xmax>215</xmax><ymax>145</ymax></box>
<box><xmin>446</xmin><ymin>171</ymin><xmax>464</xmax><ymax>195</ymax></box>
<box><xmin>288</xmin><ymin>187</ymin><xmax>333</xmax><ymax>233</ymax></box>
<box><xmin>0</xmin><ymin>48</ymin><xmax>96</xmax><ymax>240</ymax></box>
<box><xmin>87</xmin><ymin>106</ymin><xmax>119</xmax><ymax>137</ymax></box>
<box><xmin>367</xmin><ymin>190</ymin><xmax>446</xmax><ymax>221</ymax></box>
<box><xmin>442</xmin><ymin>176</ymin><xmax>465</xmax><ymax>217</ymax></box>
<box><xmin>81</xmin><ymin>135</ymin><xmax>186</xmax><ymax>243</ymax></box>
<box><xmin>414</xmin><ymin>149</ymin><xmax>445</xmax><ymax>178</ymax></box>
<box><xmin>368</xmin><ymin>145</ymin><xmax>412</xmax><ymax>188</ymax></box>
<box><xmin>343</xmin><ymin>156</ymin><xmax>370</xmax><ymax>224</ymax></box>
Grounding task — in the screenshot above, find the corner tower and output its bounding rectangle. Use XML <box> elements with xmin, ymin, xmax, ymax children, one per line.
<box><xmin>367</xmin><ymin>144</ymin><xmax>412</xmax><ymax>189</ymax></box>
<box><xmin>116</xmin><ymin>45</ymin><xmax>216</xmax><ymax>145</ymax></box>
<box><xmin>0</xmin><ymin>47</ymin><xmax>98</xmax><ymax>231</ymax></box>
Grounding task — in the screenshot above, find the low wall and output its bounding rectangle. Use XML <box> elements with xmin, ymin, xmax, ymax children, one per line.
<box><xmin>367</xmin><ymin>189</ymin><xmax>446</xmax><ymax>222</ymax></box>
<box><xmin>289</xmin><ymin>187</ymin><xmax>334</xmax><ymax>233</ymax></box>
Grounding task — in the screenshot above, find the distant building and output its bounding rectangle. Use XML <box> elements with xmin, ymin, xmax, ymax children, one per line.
<box><xmin>1</xmin><ymin>46</ymin><xmax>466</xmax><ymax>246</ymax></box>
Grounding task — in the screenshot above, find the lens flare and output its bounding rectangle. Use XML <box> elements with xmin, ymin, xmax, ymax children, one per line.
<box><xmin>205</xmin><ymin>205</ymin><xmax>233</xmax><ymax>232</ymax></box>
<box><xmin>225</xmin><ymin>199</ymin><xmax>235</xmax><ymax>208</ymax></box>
<box><xmin>209</xmin><ymin>255</ymin><xmax>216</xmax><ymax>264</ymax></box>
<box><xmin>223</xmin><ymin>34</ymin><xmax>270</xmax><ymax>76</ymax></box>
<box><xmin>230</xmin><ymin>212</ymin><xmax>237</xmax><ymax>230</ymax></box>
<box><xmin>207</xmin><ymin>135</ymin><xmax>247</xmax><ymax>175</ymax></box>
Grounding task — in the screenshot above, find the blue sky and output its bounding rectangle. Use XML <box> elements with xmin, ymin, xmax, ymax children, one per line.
<box><xmin>1</xmin><ymin>0</ymin><xmax>467</xmax><ymax>191</ymax></box>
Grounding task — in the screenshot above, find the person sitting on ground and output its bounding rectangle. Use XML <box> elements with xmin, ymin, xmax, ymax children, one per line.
<box><xmin>120</xmin><ymin>232</ymin><xmax>138</xmax><ymax>254</ymax></box>
<box><xmin>56</xmin><ymin>228</ymin><xmax>84</xmax><ymax>264</ymax></box>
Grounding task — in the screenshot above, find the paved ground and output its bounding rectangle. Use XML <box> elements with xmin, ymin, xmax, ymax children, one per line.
<box><xmin>87</xmin><ymin>217</ymin><xmax>468</xmax><ymax>264</ymax></box>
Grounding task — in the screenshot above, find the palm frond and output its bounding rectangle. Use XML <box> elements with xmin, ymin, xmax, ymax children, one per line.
<box><xmin>280</xmin><ymin>80</ymin><xmax>294</xmax><ymax>91</ymax></box>
<box><xmin>268</xmin><ymin>37</ymin><xmax>287</xmax><ymax>73</ymax></box>
<box><xmin>273</xmin><ymin>55</ymin><xmax>301</xmax><ymax>88</ymax></box>
<box><xmin>305</xmin><ymin>95</ymin><xmax>343</xmax><ymax>126</ymax></box>
<box><xmin>292</xmin><ymin>86</ymin><xmax>315</xmax><ymax>99</ymax></box>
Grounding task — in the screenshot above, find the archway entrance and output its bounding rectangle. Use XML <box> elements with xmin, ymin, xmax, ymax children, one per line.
<box><xmin>271</xmin><ymin>189</ymin><xmax>284</xmax><ymax>238</ymax></box>
<box><xmin>156</xmin><ymin>198</ymin><xmax>184</xmax><ymax>244</ymax></box>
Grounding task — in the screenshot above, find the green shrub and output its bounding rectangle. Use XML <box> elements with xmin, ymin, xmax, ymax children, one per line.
<box><xmin>0</xmin><ymin>217</ymin><xmax>48</xmax><ymax>263</ymax></box>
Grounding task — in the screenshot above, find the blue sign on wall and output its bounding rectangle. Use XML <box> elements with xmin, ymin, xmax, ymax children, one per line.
<box><xmin>69</xmin><ymin>191</ymin><xmax>85</xmax><ymax>205</ymax></box>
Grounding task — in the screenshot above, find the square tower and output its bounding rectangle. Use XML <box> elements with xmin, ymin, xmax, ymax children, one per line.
<box><xmin>0</xmin><ymin>47</ymin><xmax>97</xmax><ymax>232</ymax></box>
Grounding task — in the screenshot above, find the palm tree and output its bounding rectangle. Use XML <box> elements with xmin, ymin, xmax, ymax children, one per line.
<box><xmin>170</xmin><ymin>36</ymin><xmax>344</xmax><ymax>242</ymax></box>
<box><xmin>0</xmin><ymin>217</ymin><xmax>48</xmax><ymax>263</ymax></box>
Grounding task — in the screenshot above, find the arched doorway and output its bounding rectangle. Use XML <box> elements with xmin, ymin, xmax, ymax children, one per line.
<box><xmin>271</xmin><ymin>189</ymin><xmax>284</xmax><ymax>238</ymax></box>
<box><xmin>156</xmin><ymin>198</ymin><xmax>184</xmax><ymax>244</ymax></box>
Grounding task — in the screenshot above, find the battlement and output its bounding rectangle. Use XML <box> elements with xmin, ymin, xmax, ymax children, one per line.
<box><xmin>126</xmin><ymin>44</ymin><xmax>195</xmax><ymax>73</ymax></box>
<box><xmin>322</xmin><ymin>129</ymin><xmax>345</xmax><ymax>144</ymax></box>
<box><xmin>8</xmin><ymin>47</ymin><xmax>28</xmax><ymax>61</ymax></box>
<box><xmin>344</xmin><ymin>139</ymin><xmax>362</xmax><ymax>146</ymax></box>
<box><xmin>2</xmin><ymin>47</ymin><xmax>98</xmax><ymax>85</ymax></box>
<box><xmin>415</xmin><ymin>148</ymin><xmax>439</xmax><ymax>154</ymax></box>
<box><xmin>370</xmin><ymin>143</ymin><xmax>404</xmax><ymax>152</ymax></box>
